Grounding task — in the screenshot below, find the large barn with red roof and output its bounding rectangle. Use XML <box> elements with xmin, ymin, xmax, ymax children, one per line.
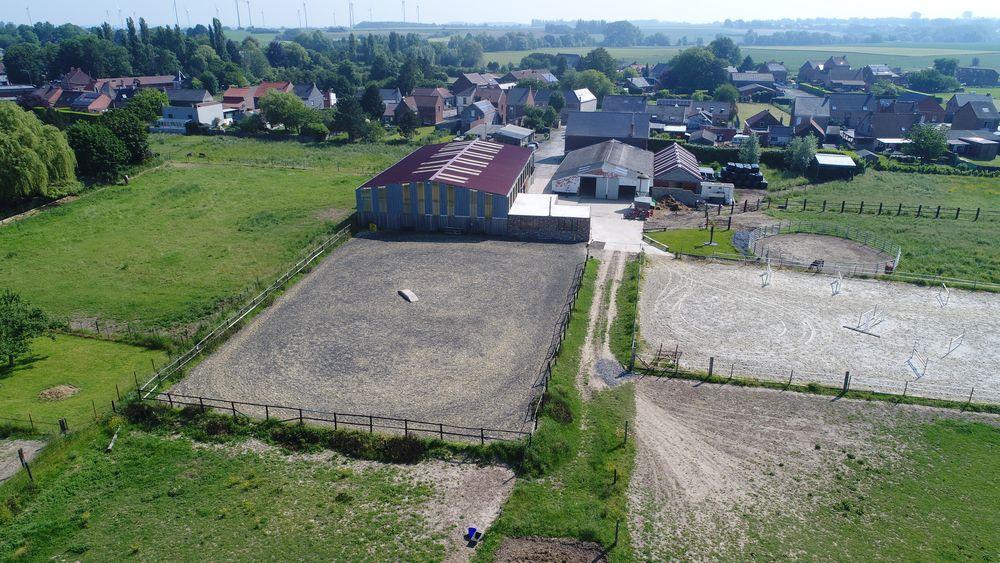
<box><xmin>356</xmin><ymin>139</ymin><xmax>535</xmax><ymax>236</ymax></box>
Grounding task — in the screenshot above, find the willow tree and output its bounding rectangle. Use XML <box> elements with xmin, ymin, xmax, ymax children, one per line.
<box><xmin>0</xmin><ymin>104</ymin><xmax>76</xmax><ymax>204</ymax></box>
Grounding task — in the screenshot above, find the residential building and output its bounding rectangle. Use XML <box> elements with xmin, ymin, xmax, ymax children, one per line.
<box><xmin>92</xmin><ymin>73</ymin><xmax>180</xmax><ymax>91</ymax></box>
<box><xmin>955</xmin><ymin>67</ymin><xmax>999</xmax><ymax>87</ymax></box>
<box><xmin>252</xmin><ymin>81</ymin><xmax>294</xmax><ymax>106</ymax></box>
<box><xmin>504</xmin><ymin>87</ymin><xmax>535</xmax><ymax>125</ymax></box>
<box><xmin>649</xmin><ymin>62</ymin><xmax>671</xmax><ymax>86</ymax></box>
<box><xmin>862</xmin><ymin>64</ymin><xmax>901</xmax><ymax>86</ymax></box>
<box><xmin>412</xmin><ymin>87</ymin><xmax>456</xmax><ymax>108</ymax></box>
<box><xmin>451</xmin><ymin>73</ymin><xmax>499</xmax><ymax>94</ymax></box>
<box><xmin>625</xmin><ymin>76</ymin><xmax>655</xmax><ymax>93</ymax></box>
<box><xmin>564</xmin><ymin>111</ymin><xmax>650</xmax><ymax>152</ymax></box>
<box><xmin>946</xmin><ymin>130</ymin><xmax>1000</xmax><ymax>160</ymax></box>
<box><xmin>0</xmin><ymin>61</ymin><xmax>7</xmax><ymax>85</ymax></box>
<box><xmin>222</xmin><ymin>87</ymin><xmax>255</xmax><ymax>112</ymax></box>
<box><xmin>378</xmin><ymin>87</ymin><xmax>404</xmax><ymax>105</ymax></box>
<box><xmin>757</xmin><ymin>61</ymin><xmax>788</xmax><ymax>84</ymax></box>
<box><xmin>843</xmin><ymin>112</ymin><xmax>920</xmax><ymax>147</ymax></box>
<box><xmin>797</xmin><ymin>61</ymin><xmax>825</xmax><ymax>83</ymax></box>
<box><xmin>550</xmin><ymin>140</ymin><xmax>653</xmax><ymax>199</ymax></box>
<box><xmin>602</xmin><ymin>95</ymin><xmax>648</xmax><ymax>113</ymax></box>
<box><xmin>896</xmin><ymin>92</ymin><xmax>947</xmax><ymax>123</ymax></box>
<box><xmin>67</xmin><ymin>91</ymin><xmax>112</xmax><ymax>113</ymax></box>
<box><xmin>355</xmin><ymin>139</ymin><xmax>534</xmax><ymax>236</ymax></box>
<box><xmin>412</xmin><ymin>94</ymin><xmax>446</xmax><ymax>125</ymax></box>
<box><xmin>499</xmin><ymin>69</ymin><xmax>558</xmax><ymax>86</ymax></box>
<box><xmin>493</xmin><ymin>124</ymin><xmax>535</xmax><ymax>146</ymax></box>
<box><xmin>166</xmin><ymin>88</ymin><xmax>214</xmax><ymax>107</ymax></box>
<box><xmin>792</xmin><ymin>96</ymin><xmax>831</xmax><ymax>128</ymax></box>
<box><xmin>155</xmin><ymin>101</ymin><xmax>226</xmax><ymax>132</ymax></box>
<box><xmin>461</xmin><ymin>100</ymin><xmax>498</xmax><ymax>132</ymax></box>
<box><xmin>743</xmin><ymin>110</ymin><xmax>783</xmax><ymax>134</ymax></box>
<box><xmin>535</xmin><ymin>88</ymin><xmax>597</xmax><ymax>120</ymax></box>
<box><xmin>945</xmin><ymin>93</ymin><xmax>993</xmax><ymax>120</ymax></box>
<box><xmin>738</xmin><ymin>83</ymin><xmax>778</xmax><ymax>102</ymax></box>
<box><xmin>823</xmin><ymin>68</ymin><xmax>867</xmax><ymax>92</ymax></box>
<box><xmin>474</xmin><ymin>87</ymin><xmax>509</xmax><ymax>125</ymax></box>
<box><xmin>952</xmin><ymin>100</ymin><xmax>1000</xmax><ymax>131</ymax></box>
<box><xmin>59</xmin><ymin>67</ymin><xmax>94</xmax><ymax>91</ymax></box>
<box><xmin>827</xmin><ymin>93</ymin><xmax>877</xmax><ymax>127</ymax></box>
<box><xmin>294</xmin><ymin>83</ymin><xmax>325</xmax><ymax>109</ymax></box>
<box><xmin>730</xmin><ymin>71</ymin><xmax>776</xmax><ymax>88</ymax></box>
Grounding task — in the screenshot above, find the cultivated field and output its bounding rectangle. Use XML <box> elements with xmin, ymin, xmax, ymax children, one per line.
<box><xmin>174</xmin><ymin>235</ymin><xmax>587</xmax><ymax>431</ymax></box>
<box><xmin>639</xmin><ymin>257</ymin><xmax>1000</xmax><ymax>403</ymax></box>
<box><xmin>483</xmin><ymin>43</ymin><xmax>1000</xmax><ymax>70</ymax></box>
<box><xmin>629</xmin><ymin>377</ymin><xmax>1000</xmax><ymax>560</ymax></box>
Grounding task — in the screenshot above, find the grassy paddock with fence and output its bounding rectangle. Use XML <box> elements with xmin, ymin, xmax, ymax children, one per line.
<box><xmin>0</xmin><ymin>335</ymin><xmax>166</xmax><ymax>432</ymax></box>
<box><xmin>0</xmin><ymin>423</ymin><xmax>453</xmax><ymax>561</ymax></box>
<box><xmin>765</xmin><ymin>171</ymin><xmax>1000</xmax><ymax>283</ymax></box>
<box><xmin>610</xmin><ymin>256</ymin><xmax>643</xmax><ymax>367</ymax></box>
<box><xmin>644</xmin><ymin>228</ymin><xmax>738</xmax><ymax>256</ymax></box>
<box><xmin>0</xmin><ymin>137</ymin><xmax>409</xmax><ymax>331</ymax></box>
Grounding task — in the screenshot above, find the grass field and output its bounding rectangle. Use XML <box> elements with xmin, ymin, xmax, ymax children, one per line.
<box><xmin>644</xmin><ymin>228</ymin><xmax>738</xmax><ymax>256</ymax></box>
<box><xmin>0</xmin><ymin>429</ymin><xmax>446</xmax><ymax>561</ymax></box>
<box><xmin>0</xmin><ymin>335</ymin><xmax>166</xmax><ymax>429</ymax></box>
<box><xmin>747</xmin><ymin>420</ymin><xmax>1000</xmax><ymax>560</ymax></box>
<box><xmin>0</xmin><ymin>136</ymin><xmax>411</xmax><ymax>329</ymax></box>
<box><xmin>483</xmin><ymin>44</ymin><xmax>1000</xmax><ymax>71</ymax></box>
<box><xmin>737</xmin><ymin>102</ymin><xmax>790</xmax><ymax>124</ymax></box>
<box><xmin>767</xmin><ymin>171</ymin><xmax>1000</xmax><ymax>282</ymax></box>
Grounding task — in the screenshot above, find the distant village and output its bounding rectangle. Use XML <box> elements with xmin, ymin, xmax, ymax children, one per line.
<box><xmin>2</xmin><ymin>47</ymin><xmax>998</xmax><ymax>161</ymax></box>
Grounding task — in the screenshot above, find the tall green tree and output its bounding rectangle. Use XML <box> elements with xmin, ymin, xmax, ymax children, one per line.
<box><xmin>904</xmin><ymin>123</ymin><xmax>948</xmax><ymax>162</ymax></box>
<box><xmin>739</xmin><ymin>133</ymin><xmax>761</xmax><ymax>164</ymax></box>
<box><xmin>0</xmin><ymin>103</ymin><xmax>76</xmax><ymax>204</ymax></box>
<box><xmin>579</xmin><ymin>47</ymin><xmax>618</xmax><ymax>79</ymax></box>
<box><xmin>0</xmin><ymin>290</ymin><xmax>49</xmax><ymax>370</ymax></box>
<box><xmin>67</xmin><ymin>122</ymin><xmax>128</xmax><ymax>182</ymax></box>
<box><xmin>397</xmin><ymin>107</ymin><xmax>421</xmax><ymax>140</ymax></box>
<box><xmin>332</xmin><ymin>95</ymin><xmax>369</xmax><ymax>142</ymax></box>
<box><xmin>126</xmin><ymin>88</ymin><xmax>169</xmax><ymax>123</ymax></box>
<box><xmin>101</xmin><ymin>109</ymin><xmax>149</xmax><ymax>163</ymax></box>
<box><xmin>548</xmin><ymin>91</ymin><xmax>565</xmax><ymax>114</ymax></box>
<box><xmin>664</xmin><ymin>48</ymin><xmax>727</xmax><ymax>93</ymax></box>
<box><xmin>360</xmin><ymin>84</ymin><xmax>386</xmax><ymax>120</ymax></box>
<box><xmin>932</xmin><ymin>57</ymin><xmax>959</xmax><ymax>76</ymax></box>
<box><xmin>785</xmin><ymin>136</ymin><xmax>817</xmax><ymax>173</ymax></box>
<box><xmin>259</xmin><ymin>90</ymin><xmax>311</xmax><ymax>133</ymax></box>
<box><xmin>708</xmin><ymin>36</ymin><xmax>741</xmax><ymax>66</ymax></box>
<box><xmin>713</xmin><ymin>84</ymin><xmax>739</xmax><ymax>102</ymax></box>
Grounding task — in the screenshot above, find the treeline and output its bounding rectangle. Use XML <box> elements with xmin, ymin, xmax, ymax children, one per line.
<box><xmin>725</xmin><ymin>17</ymin><xmax>1000</xmax><ymax>44</ymax></box>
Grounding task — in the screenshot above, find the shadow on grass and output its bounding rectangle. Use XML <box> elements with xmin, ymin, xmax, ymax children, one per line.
<box><xmin>0</xmin><ymin>354</ymin><xmax>50</xmax><ymax>379</ymax></box>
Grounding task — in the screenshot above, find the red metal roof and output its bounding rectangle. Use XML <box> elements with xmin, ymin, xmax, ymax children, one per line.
<box><xmin>361</xmin><ymin>140</ymin><xmax>533</xmax><ymax>196</ymax></box>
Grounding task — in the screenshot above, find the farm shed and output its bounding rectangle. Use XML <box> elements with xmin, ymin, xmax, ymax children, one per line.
<box><xmin>811</xmin><ymin>153</ymin><xmax>858</xmax><ymax>180</ymax></box>
<box><xmin>652</xmin><ymin>142</ymin><xmax>703</xmax><ymax>196</ymax></box>
<box><xmin>550</xmin><ymin>140</ymin><xmax>652</xmax><ymax>200</ymax></box>
<box><xmin>356</xmin><ymin>139</ymin><xmax>534</xmax><ymax>236</ymax></box>
<box><xmin>507</xmin><ymin>194</ymin><xmax>591</xmax><ymax>242</ymax></box>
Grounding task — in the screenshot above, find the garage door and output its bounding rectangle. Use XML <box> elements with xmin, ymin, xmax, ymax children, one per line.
<box><xmin>579</xmin><ymin>177</ymin><xmax>597</xmax><ymax>198</ymax></box>
<box><xmin>618</xmin><ymin>184</ymin><xmax>637</xmax><ymax>200</ymax></box>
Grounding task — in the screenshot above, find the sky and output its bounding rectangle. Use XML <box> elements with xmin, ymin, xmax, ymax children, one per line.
<box><xmin>2</xmin><ymin>0</ymin><xmax>999</xmax><ymax>29</ymax></box>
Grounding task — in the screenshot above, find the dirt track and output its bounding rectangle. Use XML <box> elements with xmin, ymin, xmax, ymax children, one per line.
<box><xmin>628</xmin><ymin>377</ymin><xmax>997</xmax><ymax>560</ymax></box>
<box><xmin>0</xmin><ymin>439</ymin><xmax>45</xmax><ymax>483</ymax></box>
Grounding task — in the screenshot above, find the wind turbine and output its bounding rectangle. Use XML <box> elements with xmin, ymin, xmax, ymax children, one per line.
<box><xmin>416</xmin><ymin>3</ymin><xmax>420</xmax><ymax>24</ymax></box>
<box><xmin>348</xmin><ymin>1</ymin><xmax>354</xmax><ymax>28</ymax></box>
<box><xmin>246</xmin><ymin>0</ymin><xmax>253</xmax><ymax>27</ymax></box>
<box><xmin>302</xmin><ymin>2</ymin><xmax>309</xmax><ymax>28</ymax></box>
<box><xmin>26</xmin><ymin>6</ymin><xmax>33</xmax><ymax>26</ymax></box>
<box><xmin>186</xmin><ymin>9</ymin><xmax>191</xmax><ymax>27</ymax></box>
<box><xmin>401</xmin><ymin>0</ymin><xmax>405</xmax><ymax>23</ymax></box>
<box><xmin>297</xmin><ymin>9</ymin><xmax>301</xmax><ymax>28</ymax></box>
<box><xmin>234</xmin><ymin>0</ymin><xmax>241</xmax><ymax>28</ymax></box>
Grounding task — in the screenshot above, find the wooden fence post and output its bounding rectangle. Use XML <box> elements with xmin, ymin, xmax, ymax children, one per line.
<box><xmin>916</xmin><ymin>204</ymin><xmax>922</xmax><ymax>218</ymax></box>
<box><xmin>822</xmin><ymin>200</ymin><xmax>827</xmax><ymax>212</ymax></box>
<box><xmin>92</xmin><ymin>400</ymin><xmax>98</xmax><ymax>420</ymax></box>
<box><xmin>843</xmin><ymin>371</ymin><xmax>851</xmax><ymax>393</ymax></box>
<box><xmin>955</xmin><ymin>207</ymin><xmax>961</xmax><ymax>220</ymax></box>
<box><xmin>897</xmin><ymin>203</ymin><xmax>902</xmax><ymax>216</ymax></box>
<box><xmin>974</xmin><ymin>208</ymin><xmax>980</xmax><ymax>221</ymax></box>
<box><xmin>708</xmin><ymin>357</ymin><xmax>714</xmax><ymax>378</ymax></box>
<box><xmin>298</xmin><ymin>408</ymin><xmax>303</xmax><ymax>425</ymax></box>
<box><xmin>115</xmin><ymin>384</ymin><xmax>121</xmax><ymax>401</ymax></box>
<box><xmin>480</xmin><ymin>428</ymin><xmax>485</xmax><ymax>446</ymax></box>
<box><xmin>404</xmin><ymin>419</ymin><xmax>409</xmax><ymax>437</ymax></box>
<box><xmin>439</xmin><ymin>423</ymin><xmax>444</xmax><ymax>440</ymax></box>
<box><xmin>877</xmin><ymin>202</ymin><xmax>883</xmax><ymax>215</ymax></box>
<box><xmin>232</xmin><ymin>401</ymin><xmax>238</xmax><ymax>419</ymax></box>
<box><xmin>841</xmin><ymin>201</ymin><xmax>846</xmax><ymax>213</ymax></box>
<box><xmin>802</xmin><ymin>199</ymin><xmax>807</xmax><ymax>211</ymax></box>
<box><xmin>859</xmin><ymin>201</ymin><xmax>864</xmax><ymax>214</ymax></box>
<box><xmin>18</xmin><ymin>448</ymin><xmax>33</xmax><ymax>482</ymax></box>
<box><xmin>28</xmin><ymin>413</ymin><xmax>34</xmax><ymax>431</ymax></box>
<box><xmin>369</xmin><ymin>415</ymin><xmax>373</xmax><ymax>433</ymax></box>
<box><xmin>167</xmin><ymin>393</ymin><xmax>173</xmax><ymax>408</ymax></box>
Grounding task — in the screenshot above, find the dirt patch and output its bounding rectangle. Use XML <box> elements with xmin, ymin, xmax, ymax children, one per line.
<box><xmin>313</xmin><ymin>207</ymin><xmax>349</xmax><ymax>223</ymax></box>
<box><xmin>38</xmin><ymin>384</ymin><xmax>80</xmax><ymax>401</ymax></box>
<box><xmin>195</xmin><ymin>437</ymin><xmax>515</xmax><ymax>562</ymax></box>
<box><xmin>494</xmin><ymin>536</ymin><xmax>607</xmax><ymax>562</ymax></box>
<box><xmin>756</xmin><ymin>233</ymin><xmax>892</xmax><ymax>269</ymax></box>
<box><xmin>628</xmin><ymin>378</ymin><xmax>997</xmax><ymax>560</ymax></box>
<box><xmin>0</xmin><ymin>439</ymin><xmax>45</xmax><ymax>483</ymax></box>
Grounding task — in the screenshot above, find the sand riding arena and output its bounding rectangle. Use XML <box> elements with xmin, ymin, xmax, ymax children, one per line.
<box><xmin>639</xmin><ymin>256</ymin><xmax>1000</xmax><ymax>404</ymax></box>
<box><xmin>740</xmin><ymin>221</ymin><xmax>900</xmax><ymax>276</ymax></box>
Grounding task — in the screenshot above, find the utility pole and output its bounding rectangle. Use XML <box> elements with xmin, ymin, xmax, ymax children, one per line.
<box><xmin>246</xmin><ymin>0</ymin><xmax>253</xmax><ymax>27</ymax></box>
<box><xmin>234</xmin><ymin>0</ymin><xmax>241</xmax><ymax>28</ymax></box>
<box><xmin>302</xmin><ymin>2</ymin><xmax>309</xmax><ymax>28</ymax></box>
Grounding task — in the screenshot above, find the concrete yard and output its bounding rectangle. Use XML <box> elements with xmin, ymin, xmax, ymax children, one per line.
<box><xmin>173</xmin><ymin>234</ymin><xmax>586</xmax><ymax>432</ymax></box>
<box><xmin>639</xmin><ymin>257</ymin><xmax>1000</xmax><ymax>403</ymax></box>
